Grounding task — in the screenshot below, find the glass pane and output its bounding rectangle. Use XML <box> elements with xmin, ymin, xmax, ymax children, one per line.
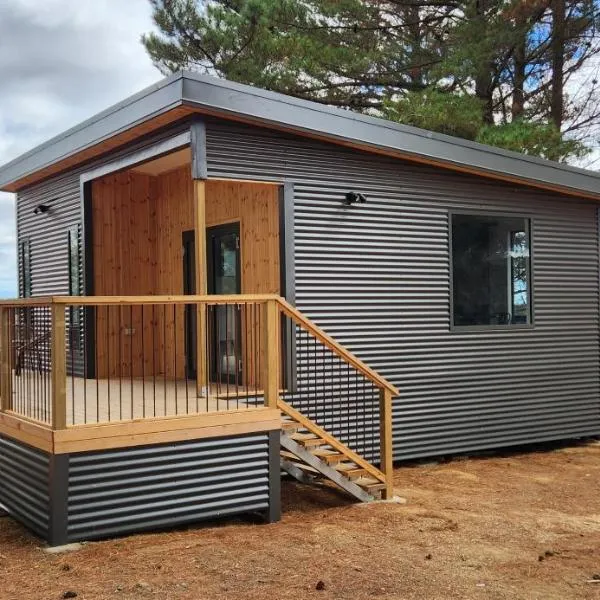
<box><xmin>452</xmin><ymin>214</ymin><xmax>531</xmax><ymax>326</ymax></box>
<box><xmin>215</xmin><ymin>233</ymin><xmax>238</xmax><ymax>295</ymax></box>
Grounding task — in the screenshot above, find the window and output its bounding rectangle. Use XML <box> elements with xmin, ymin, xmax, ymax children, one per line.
<box><xmin>67</xmin><ymin>225</ymin><xmax>82</xmax><ymax>333</ymax></box>
<box><xmin>19</xmin><ymin>239</ymin><xmax>32</xmax><ymax>298</ymax></box>
<box><xmin>451</xmin><ymin>213</ymin><xmax>532</xmax><ymax>327</ymax></box>
<box><xmin>68</xmin><ymin>225</ymin><xmax>81</xmax><ymax>297</ymax></box>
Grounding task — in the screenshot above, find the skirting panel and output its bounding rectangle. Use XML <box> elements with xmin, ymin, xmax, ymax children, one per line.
<box><xmin>0</xmin><ymin>434</ymin><xmax>51</xmax><ymax>539</ymax></box>
<box><xmin>66</xmin><ymin>432</ymin><xmax>274</xmax><ymax>542</ymax></box>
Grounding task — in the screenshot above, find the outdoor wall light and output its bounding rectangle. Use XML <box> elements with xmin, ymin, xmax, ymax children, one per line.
<box><xmin>33</xmin><ymin>203</ymin><xmax>52</xmax><ymax>215</ymax></box>
<box><xmin>343</xmin><ymin>191</ymin><xmax>367</xmax><ymax>205</ymax></box>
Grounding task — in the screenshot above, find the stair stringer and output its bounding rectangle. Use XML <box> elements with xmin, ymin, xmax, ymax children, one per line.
<box><xmin>280</xmin><ymin>432</ymin><xmax>374</xmax><ymax>502</ymax></box>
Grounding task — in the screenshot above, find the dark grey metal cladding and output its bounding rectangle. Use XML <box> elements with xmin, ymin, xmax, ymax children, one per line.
<box><xmin>0</xmin><ymin>435</ymin><xmax>50</xmax><ymax>539</ymax></box>
<box><xmin>66</xmin><ymin>433</ymin><xmax>271</xmax><ymax>542</ymax></box>
<box><xmin>204</xmin><ymin>119</ymin><xmax>600</xmax><ymax>461</ymax></box>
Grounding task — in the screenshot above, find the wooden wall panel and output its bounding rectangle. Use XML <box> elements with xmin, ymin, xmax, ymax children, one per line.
<box><xmin>205</xmin><ymin>180</ymin><xmax>280</xmax><ymax>294</ymax></box>
<box><xmin>205</xmin><ymin>180</ymin><xmax>280</xmax><ymax>387</ymax></box>
<box><xmin>91</xmin><ymin>168</ymin><xmax>280</xmax><ymax>384</ymax></box>
<box><xmin>92</xmin><ymin>172</ymin><xmax>157</xmax><ymax>378</ymax></box>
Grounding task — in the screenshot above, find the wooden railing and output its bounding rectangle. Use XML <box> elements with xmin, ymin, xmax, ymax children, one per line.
<box><xmin>0</xmin><ymin>295</ymin><xmax>398</xmax><ymax>494</ymax></box>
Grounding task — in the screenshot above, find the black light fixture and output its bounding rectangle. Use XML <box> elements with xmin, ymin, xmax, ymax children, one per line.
<box><xmin>33</xmin><ymin>203</ymin><xmax>52</xmax><ymax>215</ymax></box>
<box><xmin>343</xmin><ymin>191</ymin><xmax>367</xmax><ymax>206</ymax></box>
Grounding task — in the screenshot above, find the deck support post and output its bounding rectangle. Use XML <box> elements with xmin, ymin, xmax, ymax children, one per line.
<box><xmin>48</xmin><ymin>453</ymin><xmax>69</xmax><ymax>547</ymax></box>
<box><xmin>0</xmin><ymin>307</ymin><xmax>12</xmax><ymax>412</ymax></box>
<box><xmin>262</xmin><ymin>300</ymin><xmax>280</xmax><ymax>409</ymax></box>
<box><xmin>266</xmin><ymin>429</ymin><xmax>281</xmax><ymax>523</ymax></box>
<box><xmin>193</xmin><ymin>179</ymin><xmax>208</xmax><ymax>397</ymax></box>
<box><xmin>51</xmin><ymin>304</ymin><xmax>67</xmax><ymax>430</ymax></box>
<box><xmin>379</xmin><ymin>388</ymin><xmax>394</xmax><ymax>500</ymax></box>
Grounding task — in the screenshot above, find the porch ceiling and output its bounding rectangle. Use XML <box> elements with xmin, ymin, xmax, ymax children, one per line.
<box><xmin>1</xmin><ymin>71</ymin><xmax>600</xmax><ymax>201</ymax></box>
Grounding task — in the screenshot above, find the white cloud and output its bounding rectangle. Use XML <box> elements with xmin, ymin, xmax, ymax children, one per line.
<box><xmin>0</xmin><ymin>0</ymin><xmax>160</xmax><ymax>297</ymax></box>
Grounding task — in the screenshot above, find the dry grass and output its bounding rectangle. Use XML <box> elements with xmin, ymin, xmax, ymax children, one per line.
<box><xmin>2</xmin><ymin>440</ymin><xmax>600</xmax><ymax>599</ymax></box>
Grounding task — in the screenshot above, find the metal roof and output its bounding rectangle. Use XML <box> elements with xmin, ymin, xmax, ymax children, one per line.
<box><xmin>1</xmin><ymin>70</ymin><xmax>599</xmax><ymax>198</ymax></box>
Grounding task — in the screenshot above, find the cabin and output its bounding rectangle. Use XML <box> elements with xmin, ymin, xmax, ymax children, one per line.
<box><xmin>0</xmin><ymin>71</ymin><xmax>599</xmax><ymax>546</ymax></box>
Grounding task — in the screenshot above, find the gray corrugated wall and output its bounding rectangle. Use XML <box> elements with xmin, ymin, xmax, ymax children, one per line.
<box><xmin>66</xmin><ymin>433</ymin><xmax>271</xmax><ymax>541</ymax></box>
<box><xmin>14</xmin><ymin>117</ymin><xmax>600</xmax><ymax>461</ymax></box>
<box><xmin>204</xmin><ymin>120</ymin><xmax>600</xmax><ymax>461</ymax></box>
<box><xmin>0</xmin><ymin>435</ymin><xmax>50</xmax><ymax>538</ymax></box>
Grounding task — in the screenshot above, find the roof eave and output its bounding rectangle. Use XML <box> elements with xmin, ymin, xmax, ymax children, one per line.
<box><xmin>1</xmin><ymin>70</ymin><xmax>599</xmax><ymax>201</ymax></box>
<box><xmin>0</xmin><ymin>72</ymin><xmax>185</xmax><ymax>192</ymax></box>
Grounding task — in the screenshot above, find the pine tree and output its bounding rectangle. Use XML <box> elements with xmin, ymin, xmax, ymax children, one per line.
<box><xmin>142</xmin><ymin>0</ymin><xmax>600</xmax><ymax>162</ymax></box>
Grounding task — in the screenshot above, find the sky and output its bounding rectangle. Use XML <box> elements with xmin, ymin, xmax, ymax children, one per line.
<box><xmin>0</xmin><ymin>0</ymin><xmax>160</xmax><ymax>297</ymax></box>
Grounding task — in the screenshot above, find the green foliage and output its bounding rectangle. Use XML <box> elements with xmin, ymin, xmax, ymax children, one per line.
<box><xmin>383</xmin><ymin>90</ymin><xmax>484</xmax><ymax>140</ymax></box>
<box><xmin>476</xmin><ymin>121</ymin><xmax>590</xmax><ymax>162</ymax></box>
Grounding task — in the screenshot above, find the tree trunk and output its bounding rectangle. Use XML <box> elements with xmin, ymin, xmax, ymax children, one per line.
<box><xmin>512</xmin><ymin>27</ymin><xmax>526</xmax><ymax>119</ymax></box>
<box><xmin>551</xmin><ymin>0</ymin><xmax>565</xmax><ymax>129</ymax></box>
<box><xmin>474</xmin><ymin>0</ymin><xmax>494</xmax><ymax>124</ymax></box>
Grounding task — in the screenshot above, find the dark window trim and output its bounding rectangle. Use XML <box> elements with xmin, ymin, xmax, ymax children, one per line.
<box><xmin>19</xmin><ymin>237</ymin><xmax>32</xmax><ymax>298</ymax></box>
<box><xmin>448</xmin><ymin>209</ymin><xmax>535</xmax><ymax>332</ymax></box>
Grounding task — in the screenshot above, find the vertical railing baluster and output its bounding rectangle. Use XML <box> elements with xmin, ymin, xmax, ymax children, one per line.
<box><xmin>141</xmin><ymin>304</ymin><xmax>145</xmax><ymax>419</ymax></box>
<box><xmin>107</xmin><ymin>305</ymin><xmax>111</xmax><ymax>422</ymax></box>
<box><xmin>184</xmin><ymin>304</ymin><xmax>189</xmax><ymax>415</ymax></box>
<box><xmin>129</xmin><ymin>305</ymin><xmax>133</xmax><ymax>420</ymax></box>
<box><xmin>118</xmin><ymin>305</ymin><xmax>123</xmax><ymax>421</ymax></box>
<box><xmin>173</xmin><ymin>304</ymin><xmax>178</xmax><ymax>415</ymax></box>
<box><xmin>152</xmin><ymin>304</ymin><xmax>156</xmax><ymax>417</ymax></box>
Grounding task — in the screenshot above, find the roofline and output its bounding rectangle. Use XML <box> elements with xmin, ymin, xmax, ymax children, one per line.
<box><xmin>0</xmin><ymin>72</ymin><xmax>185</xmax><ymax>190</ymax></box>
<box><xmin>1</xmin><ymin>70</ymin><xmax>599</xmax><ymax>199</ymax></box>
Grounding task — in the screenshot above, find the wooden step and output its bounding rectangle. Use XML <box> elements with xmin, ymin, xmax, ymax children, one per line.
<box><xmin>291</xmin><ymin>433</ymin><xmax>328</xmax><ymax>448</ymax></box>
<box><xmin>354</xmin><ymin>477</ymin><xmax>387</xmax><ymax>495</ymax></box>
<box><xmin>310</xmin><ymin>448</ymin><xmax>345</xmax><ymax>465</ymax></box>
<box><xmin>335</xmin><ymin>463</ymin><xmax>370</xmax><ymax>480</ymax></box>
<box><xmin>281</xmin><ymin>421</ymin><xmax>300</xmax><ymax>432</ymax></box>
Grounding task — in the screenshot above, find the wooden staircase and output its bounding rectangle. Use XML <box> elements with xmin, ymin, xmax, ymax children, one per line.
<box><xmin>278</xmin><ymin>400</ymin><xmax>390</xmax><ymax>502</ymax></box>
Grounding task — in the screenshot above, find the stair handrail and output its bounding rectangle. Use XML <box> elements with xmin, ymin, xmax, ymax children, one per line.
<box><xmin>275</xmin><ymin>297</ymin><xmax>399</xmax><ymax>396</ymax></box>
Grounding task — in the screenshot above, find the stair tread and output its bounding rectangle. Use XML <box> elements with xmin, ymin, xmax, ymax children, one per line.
<box><xmin>290</xmin><ymin>433</ymin><xmax>328</xmax><ymax>447</ymax></box>
<box><xmin>355</xmin><ymin>478</ymin><xmax>387</xmax><ymax>491</ymax></box>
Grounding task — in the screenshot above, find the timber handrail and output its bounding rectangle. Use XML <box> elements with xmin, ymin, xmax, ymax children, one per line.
<box><xmin>0</xmin><ymin>294</ymin><xmax>280</xmax><ymax>306</ymax></box>
<box><xmin>275</xmin><ymin>297</ymin><xmax>399</xmax><ymax>396</ymax></box>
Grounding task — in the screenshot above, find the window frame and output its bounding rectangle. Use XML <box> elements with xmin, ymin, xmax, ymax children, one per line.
<box><xmin>19</xmin><ymin>238</ymin><xmax>32</xmax><ymax>298</ymax></box>
<box><xmin>448</xmin><ymin>209</ymin><xmax>535</xmax><ymax>332</ymax></box>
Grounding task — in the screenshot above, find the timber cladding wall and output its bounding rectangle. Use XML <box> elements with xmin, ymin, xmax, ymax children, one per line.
<box><xmin>90</xmin><ymin>169</ymin><xmax>280</xmax><ymax>378</ymax></box>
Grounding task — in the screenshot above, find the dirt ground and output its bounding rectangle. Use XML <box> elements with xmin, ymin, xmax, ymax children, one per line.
<box><xmin>2</xmin><ymin>440</ymin><xmax>600</xmax><ymax>600</ymax></box>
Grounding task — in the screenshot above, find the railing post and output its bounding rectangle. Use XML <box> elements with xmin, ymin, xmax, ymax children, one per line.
<box><xmin>262</xmin><ymin>299</ymin><xmax>280</xmax><ymax>409</ymax></box>
<box><xmin>0</xmin><ymin>307</ymin><xmax>12</xmax><ymax>412</ymax></box>
<box><xmin>194</xmin><ymin>180</ymin><xmax>208</xmax><ymax>397</ymax></box>
<box><xmin>51</xmin><ymin>303</ymin><xmax>67</xmax><ymax>430</ymax></box>
<box><xmin>379</xmin><ymin>388</ymin><xmax>394</xmax><ymax>499</ymax></box>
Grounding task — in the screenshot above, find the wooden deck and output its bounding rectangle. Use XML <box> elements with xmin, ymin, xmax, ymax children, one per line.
<box><xmin>10</xmin><ymin>372</ymin><xmax>265</xmax><ymax>425</ymax></box>
<box><xmin>66</xmin><ymin>376</ymin><xmax>266</xmax><ymax>425</ymax></box>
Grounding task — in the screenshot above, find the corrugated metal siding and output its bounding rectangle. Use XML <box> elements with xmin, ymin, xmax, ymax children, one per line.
<box><xmin>205</xmin><ymin>120</ymin><xmax>600</xmax><ymax>461</ymax></box>
<box><xmin>66</xmin><ymin>433</ymin><xmax>270</xmax><ymax>541</ymax></box>
<box><xmin>16</xmin><ymin>173</ymin><xmax>80</xmax><ymax>296</ymax></box>
<box><xmin>0</xmin><ymin>435</ymin><xmax>50</xmax><ymax>538</ymax></box>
